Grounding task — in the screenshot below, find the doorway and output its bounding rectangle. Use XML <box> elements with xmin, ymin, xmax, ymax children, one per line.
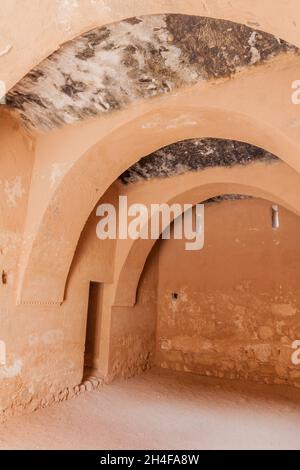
<box><xmin>84</xmin><ymin>282</ymin><xmax>103</xmax><ymax>376</ymax></box>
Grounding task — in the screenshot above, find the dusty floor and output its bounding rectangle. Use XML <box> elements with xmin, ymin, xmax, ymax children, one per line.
<box><xmin>1</xmin><ymin>368</ymin><xmax>300</xmax><ymax>450</ymax></box>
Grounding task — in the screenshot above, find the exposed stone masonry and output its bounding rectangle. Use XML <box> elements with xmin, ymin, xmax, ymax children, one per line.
<box><xmin>120</xmin><ymin>138</ymin><xmax>278</xmax><ymax>183</ymax></box>
<box><xmin>5</xmin><ymin>15</ymin><xmax>297</xmax><ymax>131</ymax></box>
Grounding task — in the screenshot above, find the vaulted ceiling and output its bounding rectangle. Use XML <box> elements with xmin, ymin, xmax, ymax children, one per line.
<box><xmin>120</xmin><ymin>139</ymin><xmax>278</xmax><ymax>184</ymax></box>
<box><xmin>6</xmin><ymin>14</ymin><xmax>297</xmax><ymax>131</ymax></box>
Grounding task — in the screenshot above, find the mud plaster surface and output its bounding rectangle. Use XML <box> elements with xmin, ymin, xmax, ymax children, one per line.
<box><xmin>0</xmin><ymin>368</ymin><xmax>300</xmax><ymax>450</ymax></box>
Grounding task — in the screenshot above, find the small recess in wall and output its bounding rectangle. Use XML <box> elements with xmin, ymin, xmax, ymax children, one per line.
<box><xmin>1</xmin><ymin>270</ymin><xmax>7</xmax><ymax>285</ymax></box>
<box><xmin>171</xmin><ymin>292</ymin><xmax>178</xmax><ymax>301</ymax></box>
<box><xmin>272</xmin><ymin>205</ymin><xmax>280</xmax><ymax>230</ymax></box>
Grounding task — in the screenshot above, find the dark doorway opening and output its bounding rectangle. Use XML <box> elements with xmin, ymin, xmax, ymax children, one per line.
<box><xmin>84</xmin><ymin>282</ymin><xmax>103</xmax><ymax>377</ymax></box>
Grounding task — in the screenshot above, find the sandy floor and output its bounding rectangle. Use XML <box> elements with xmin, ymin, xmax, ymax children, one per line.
<box><xmin>1</xmin><ymin>368</ymin><xmax>300</xmax><ymax>450</ymax></box>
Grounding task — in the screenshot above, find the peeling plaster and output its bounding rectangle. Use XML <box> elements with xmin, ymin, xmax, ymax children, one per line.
<box><xmin>248</xmin><ymin>31</ymin><xmax>261</xmax><ymax>64</ymax></box>
<box><xmin>4</xmin><ymin>176</ymin><xmax>25</xmax><ymax>207</ymax></box>
<box><xmin>6</xmin><ymin>15</ymin><xmax>297</xmax><ymax>131</ymax></box>
<box><xmin>56</xmin><ymin>0</ymin><xmax>79</xmax><ymax>28</ymax></box>
<box><xmin>42</xmin><ymin>330</ymin><xmax>64</xmax><ymax>345</ymax></box>
<box><xmin>50</xmin><ymin>162</ymin><xmax>72</xmax><ymax>188</ymax></box>
<box><xmin>165</xmin><ymin>115</ymin><xmax>198</xmax><ymax>129</ymax></box>
<box><xmin>120</xmin><ymin>138</ymin><xmax>277</xmax><ymax>184</ymax></box>
<box><xmin>206</xmin><ymin>194</ymin><xmax>252</xmax><ymax>204</ymax></box>
<box><xmin>0</xmin><ymin>359</ymin><xmax>22</xmax><ymax>379</ymax></box>
<box><xmin>89</xmin><ymin>0</ymin><xmax>112</xmax><ymax>13</ymax></box>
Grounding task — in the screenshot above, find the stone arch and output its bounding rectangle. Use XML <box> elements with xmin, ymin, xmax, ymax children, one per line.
<box><xmin>112</xmin><ymin>170</ymin><xmax>300</xmax><ymax>308</ymax></box>
<box><xmin>8</xmin><ymin>8</ymin><xmax>300</xmax><ymax>307</ymax></box>
<box><xmin>17</xmin><ymin>100</ymin><xmax>300</xmax><ymax>306</ymax></box>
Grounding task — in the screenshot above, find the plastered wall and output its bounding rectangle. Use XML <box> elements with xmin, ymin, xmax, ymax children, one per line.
<box><xmin>156</xmin><ymin>199</ymin><xmax>300</xmax><ymax>387</ymax></box>
<box><xmin>109</xmin><ymin>243</ymin><xmax>159</xmax><ymax>381</ymax></box>
<box><xmin>1</xmin><ymin>3</ymin><xmax>300</xmax><ymax>423</ymax></box>
<box><xmin>2</xmin><ymin>184</ymin><xmax>300</xmax><ymax>422</ymax></box>
<box><xmin>0</xmin><ymin>183</ymin><xmax>117</xmax><ymax>420</ymax></box>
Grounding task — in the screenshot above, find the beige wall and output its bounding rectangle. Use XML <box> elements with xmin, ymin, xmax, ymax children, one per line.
<box><xmin>2</xmin><ymin>3</ymin><xmax>300</xmax><ymax>422</ymax></box>
<box><xmin>0</xmin><ymin>184</ymin><xmax>117</xmax><ymax>419</ymax></box>
<box><xmin>109</xmin><ymin>243</ymin><xmax>159</xmax><ymax>381</ymax></box>
<box><xmin>2</xmin><ymin>159</ymin><xmax>300</xmax><ymax>421</ymax></box>
<box><xmin>17</xmin><ymin>53</ymin><xmax>300</xmax><ymax>306</ymax></box>
<box><xmin>156</xmin><ymin>199</ymin><xmax>300</xmax><ymax>387</ymax></box>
